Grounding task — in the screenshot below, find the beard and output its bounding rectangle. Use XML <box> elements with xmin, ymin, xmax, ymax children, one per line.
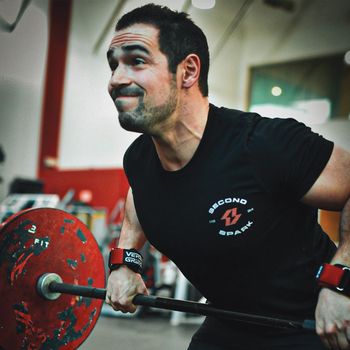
<box><xmin>116</xmin><ymin>79</ymin><xmax>178</xmax><ymax>135</ymax></box>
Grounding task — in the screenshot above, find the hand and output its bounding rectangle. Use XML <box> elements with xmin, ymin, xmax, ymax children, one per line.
<box><xmin>105</xmin><ymin>265</ymin><xmax>149</xmax><ymax>313</ymax></box>
<box><xmin>315</xmin><ymin>288</ymin><xmax>350</xmax><ymax>349</ymax></box>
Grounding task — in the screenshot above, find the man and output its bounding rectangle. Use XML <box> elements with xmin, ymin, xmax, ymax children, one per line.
<box><xmin>105</xmin><ymin>4</ymin><xmax>350</xmax><ymax>350</ymax></box>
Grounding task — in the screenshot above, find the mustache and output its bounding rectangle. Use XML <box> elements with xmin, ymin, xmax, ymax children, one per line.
<box><xmin>111</xmin><ymin>86</ymin><xmax>144</xmax><ymax>100</ymax></box>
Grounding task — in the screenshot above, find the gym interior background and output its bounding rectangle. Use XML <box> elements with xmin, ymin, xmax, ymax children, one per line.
<box><xmin>0</xmin><ymin>0</ymin><xmax>350</xmax><ymax>349</ymax></box>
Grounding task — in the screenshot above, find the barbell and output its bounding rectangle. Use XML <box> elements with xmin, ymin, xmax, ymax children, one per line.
<box><xmin>0</xmin><ymin>208</ymin><xmax>316</xmax><ymax>350</ymax></box>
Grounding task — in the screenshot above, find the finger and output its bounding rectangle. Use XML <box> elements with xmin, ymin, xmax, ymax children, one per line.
<box><xmin>110</xmin><ymin>295</ymin><xmax>137</xmax><ymax>313</ymax></box>
<box><xmin>113</xmin><ymin>302</ymin><xmax>135</xmax><ymax>313</ymax></box>
<box><xmin>346</xmin><ymin>326</ymin><xmax>350</xmax><ymax>343</ymax></box>
<box><xmin>336</xmin><ymin>331</ymin><xmax>349</xmax><ymax>350</ymax></box>
<box><xmin>319</xmin><ymin>334</ymin><xmax>334</xmax><ymax>349</ymax></box>
<box><xmin>119</xmin><ymin>299</ymin><xmax>137</xmax><ymax>313</ymax></box>
<box><xmin>139</xmin><ymin>283</ymin><xmax>149</xmax><ymax>295</ymax></box>
<box><xmin>105</xmin><ymin>294</ymin><xmax>112</xmax><ymax>304</ymax></box>
<box><xmin>327</xmin><ymin>334</ymin><xmax>339</xmax><ymax>350</ymax></box>
<box><xmin>325</xmin><ymin>324</ymin><xmax>341</xmax><ymax>350</ymax></box>
<box><xmin>316</xmin><ymin>319</ymin><xmax>332</xmax><ymax>349</ymax></box>
<box><xmin>112</xmin><ymin>304</ymin><xmax>125</xmax><ymax>313</ymax></box>
<box><xmin>108</xmin><ymin>298</ymin><xmax>123</xmax><ymax>312</ymax></box>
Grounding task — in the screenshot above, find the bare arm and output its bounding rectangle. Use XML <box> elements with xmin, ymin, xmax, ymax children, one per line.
<box><xmin>301</xmin><ymin>145</ymin><xmax>350</xmax><ymax>349</ymax></box>
<box><xmin>106</xmin><ymin>188</ymin><xmax>149</xmax><ymax>313</ymax></box>
<box><xmin>302</xmin><ymin>145</ymin><xmax>350</xmax><ymax>211</ymax></box>
<box><xmin>118</xmin><ymin>188</ymin><xmax>147</xmax><ymax>250</ymax></box>
<box><xmin>302</xmin><ymin>145</ymin><xmax>350</xmax><ymax>264</ymax></box>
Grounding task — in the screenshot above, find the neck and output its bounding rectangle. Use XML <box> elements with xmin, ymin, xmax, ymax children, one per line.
<box><xmin>152</xmin><ymin>95</ymin><xmax>209</xmax><ymax>171</ymax></box>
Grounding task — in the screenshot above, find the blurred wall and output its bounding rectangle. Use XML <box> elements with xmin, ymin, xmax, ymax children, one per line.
<box><xmin>58</xmin><ymin>0</ymin><xmax>136</xmax><ymax>170</ymax></box>
<box><xmin>0</xmin><ymin>0</ymin><xmax>48</xmax><ymax>199</ymax></box>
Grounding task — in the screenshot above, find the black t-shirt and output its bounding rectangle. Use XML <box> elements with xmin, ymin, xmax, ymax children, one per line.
<box><xmin>123</xmin><ymin>104</ymin><xmax>336</xmax><ymax>324</ymax></box>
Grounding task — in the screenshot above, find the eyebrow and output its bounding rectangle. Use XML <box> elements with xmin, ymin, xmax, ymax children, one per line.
<box><xmin>122</xmin><ymin>44</ymin><xmax>150</xmax><ymax>55</ymax></box>
<box><xmin>107</xmin><ymin>44</ymin><xmax>150</xmax><ymax>60</ymax></box>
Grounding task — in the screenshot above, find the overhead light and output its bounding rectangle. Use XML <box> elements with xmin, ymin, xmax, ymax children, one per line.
<box><xmin>271</xmin><ymin>86</ymin><xmax>282</xmax><ymax>96</ymax></box>
<box><xmin>191</xmin><ymin>0</ymin><xmax>216</xmax><ymax>10</ymax></box>
<box><xmin>344</xmin><ymin>50</ymin><xmax>350</xmax><ymax>65</ymax></box>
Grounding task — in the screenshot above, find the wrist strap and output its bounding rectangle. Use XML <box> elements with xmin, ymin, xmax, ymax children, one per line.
<box><xmin>316</xmin><ymin>263</ymin><xmax>350</xmax><ymax>296</ymax></box>
<box><xmin>108</xmin><ymin>248</ymin><xmax>143</xmax><ymax>274</ymax></box>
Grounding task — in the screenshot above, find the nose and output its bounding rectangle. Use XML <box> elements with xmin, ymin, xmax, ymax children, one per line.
<box><xmin>108</xmin><ymin>64</ymin><xmax>132</xmax><ymax>91</ymax></box>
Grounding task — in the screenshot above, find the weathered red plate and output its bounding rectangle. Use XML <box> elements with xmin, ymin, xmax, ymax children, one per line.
<box><xmin>0</xmin><ymin>208</ymin><xmax>105</xmax><ymax>349</ymax></box>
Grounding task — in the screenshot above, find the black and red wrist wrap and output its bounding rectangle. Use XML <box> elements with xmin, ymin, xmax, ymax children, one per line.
<box><xmin>108</xmin><ymin>248</ymin><xmax>143</xmax><ymax>274</ymax></box>
<box><xmin>316</xmin><ymin>263</ymin><xmax>350</xmax><ymax>296</ymax></box>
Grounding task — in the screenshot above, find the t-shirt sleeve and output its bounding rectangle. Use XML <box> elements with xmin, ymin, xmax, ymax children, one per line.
<box><xmin>246</xmin><ymin>117</ymin><xmax>334</xmax><ymax>200</ymax></box>
<box><xmin>123</xmin><ymin>134</ymin><xmax>147</xmax><ymax>188</ymax></box>
<box><xmin>123</xmin><ymin>146</ymin><xmax>132</xmax><ymax>187</ymax></box>
<box><xmin>122</xmin><ymin>137</ymin><xmax>141</xmax><ymax>189</ymax></box>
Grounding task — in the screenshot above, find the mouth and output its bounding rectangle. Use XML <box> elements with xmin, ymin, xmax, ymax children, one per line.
<box><xmin>111</xmin><ymin>88</ymin><xmax>143</xmax><ymax>110</ymax></box>
<box><xmin>115</xmin><ymin>95</ymin><xmax>139</xmax><ymax>100</ymax></box>
<box><xmin>114</xmin><ymin>94</ymin><xmax>142</xmax><ymax>112</ymax></box>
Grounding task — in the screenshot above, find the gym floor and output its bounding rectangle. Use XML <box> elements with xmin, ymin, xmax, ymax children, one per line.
<box><xmin>80</xmin><ymin>312</ymin><xmax>201</xmax><ymax>350</ymax></box>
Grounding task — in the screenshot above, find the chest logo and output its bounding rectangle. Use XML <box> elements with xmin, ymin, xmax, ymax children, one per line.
<box><xmin>221</xmin><ymin>208</ymin><xmax>241</xmax><ymax>226</ymax></box>
<box><xmin>208</xmin><ymin>197</ymin><xmax>254</xmax><ymax>237</ymax></box>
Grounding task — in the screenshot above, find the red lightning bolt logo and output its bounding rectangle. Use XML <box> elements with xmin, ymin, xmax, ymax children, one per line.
<box><xmin>221</xmin><ymin>208</ymin><xmax>241</xmax><ymax>227</ymax></box>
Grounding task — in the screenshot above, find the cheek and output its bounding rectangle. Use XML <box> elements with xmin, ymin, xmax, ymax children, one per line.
<box><xmin>144</xmin><ymin>87</ymin><xmax>167</xmax><ymax>106</ymax></box>
<box><xmin>147</xmin><ymin>77</ymin><xmax>173</xmax><ymax>99</ymax></box>
<box><xmin>137</xmin><ymin>67</ymin><xmax>175</xmax><ymax>103</ymax></box>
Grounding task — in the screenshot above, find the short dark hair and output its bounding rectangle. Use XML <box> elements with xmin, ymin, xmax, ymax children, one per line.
<box><xmin>115</xmin><ymin>3</ymin><xmax>209</xmax><ymax>97</ymax></box>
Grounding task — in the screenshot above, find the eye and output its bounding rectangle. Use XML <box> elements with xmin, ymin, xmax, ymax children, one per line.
<box><xmin>132</xmin><ymin>57</ymin><xmax>146</xmax><ymax>66</ymax></box>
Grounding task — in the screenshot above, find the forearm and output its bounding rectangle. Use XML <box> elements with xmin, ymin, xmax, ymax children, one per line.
<box><xmin>107</xmin><ymin>188</ymin><xmax>149</xmax><ymax>312</ymax></box>
<box><xmin>331</xmin><ymin>196</ymin><xmax>350</xmax><ymax>265</ymax></box>
<box><xmin>118</xmin><ymin>226</ymin><xmax>147</xmax><ymax>250</ymax></box>
<box><xmin>117</xmin><ymin>188</ymin><xmax>147</xmax><ymax>250</ymax></box>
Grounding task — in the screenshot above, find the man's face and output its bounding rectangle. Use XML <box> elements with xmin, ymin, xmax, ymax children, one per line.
<box><xmin>107</xmin><ymin>24</ymin><xmax>178</xmax><ymax>135</ymax></box>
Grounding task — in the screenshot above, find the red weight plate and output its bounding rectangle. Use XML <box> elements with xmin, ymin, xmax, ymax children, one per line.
<box><xmin>0</xmin><ymin>208</ymin><xmax>105</xmax><ymax>350</ymax></box>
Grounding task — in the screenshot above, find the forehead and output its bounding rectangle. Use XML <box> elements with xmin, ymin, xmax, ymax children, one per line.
<box><xmin>109</xmin><ymin>23</ymin><xmax>159</xmax><ymax>50</ymax></box>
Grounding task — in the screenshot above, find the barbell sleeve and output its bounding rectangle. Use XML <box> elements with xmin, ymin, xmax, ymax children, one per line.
<box><xmin>48</xmin><ymin>281</ymin><xmax>315</xmax><ymax>331</ymax></box>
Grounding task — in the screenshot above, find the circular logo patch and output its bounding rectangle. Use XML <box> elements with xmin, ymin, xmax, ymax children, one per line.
<box><xmin>208</xmin><ymin>196</ymin><xmax>254</xmax><ymax>236</ymax></box>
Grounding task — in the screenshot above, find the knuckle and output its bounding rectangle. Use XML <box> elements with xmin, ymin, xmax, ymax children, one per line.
<box><xmin>316</xmin><ymin>328</ymin><xmax>324</xmax><ymax>336</ymax></box>
<box><xmin>325</xmin><ymin>324</ymin><xmax>337</xmax><ymax>335</ymax></box>
<box><xmin>113</xmin><ymin>305</ymin><xmax>122</xmax><ymax>312</ymax></box>
<box><xmin>110</xmin><ymin>295</ymin><xmax>118</xmax><ymax>304</ymax></box>
<box><xmin>119</xmin><ymin>297</ymin><xmax>129</xmax><ymax>306</ymax></box>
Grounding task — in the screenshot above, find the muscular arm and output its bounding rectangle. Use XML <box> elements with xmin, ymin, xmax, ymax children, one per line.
<box><xmin>106</xmin><ymin>188</ymin><xmax>149</xmax><ymax>313</ymax></box>
<box><xmin>302</xmin><ymin>145</ymin><xmax>350</xmax><ymax>263</ymax></box>
<box><xmin>301</xmin><ymin>145</ymin><xmax>350</xmax><ymax>349</ymax></box>
<box><xmin>118</xmin><ymin>188</ymin><xmax>147</xmax><ymax>250</ymax></box>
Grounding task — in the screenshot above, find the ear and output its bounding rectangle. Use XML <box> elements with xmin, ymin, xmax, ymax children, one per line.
<box><xmin>181</xmin><ymin>54</ymin><xmax>201</xmax><ymax>89</ymax></box>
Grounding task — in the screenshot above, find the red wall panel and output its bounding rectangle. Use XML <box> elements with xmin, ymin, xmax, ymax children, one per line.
<box><xmin>38</xmin><ymin>0</ymin><xmax>129</xmax><ymax>215</ymax></box>
<box><xmin>42</xmin><ymin>168</ymin><xmax>129</xmax><ymax>213</ymax></box>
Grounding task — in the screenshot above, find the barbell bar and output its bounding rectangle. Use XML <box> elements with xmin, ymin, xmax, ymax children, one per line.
<box><xmin>37</xmin><ymin>272</ymin><xmax>316</xmax><ymax>332</ymax></box>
